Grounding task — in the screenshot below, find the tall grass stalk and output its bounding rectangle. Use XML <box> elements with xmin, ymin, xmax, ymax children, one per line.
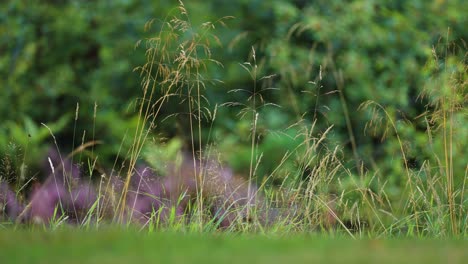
<box><xmin>441</xmin><ymin>29</ymin><xmax>456</xmax><ymax>235</ymax></box>
<box><xmin>432</xmin><ymin>31</ymin><xmax>466</xmax><ymax>236</ymax></box>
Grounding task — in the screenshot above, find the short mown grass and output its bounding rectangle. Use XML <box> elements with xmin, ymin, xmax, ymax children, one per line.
<box><xmin>0</xmin><ymin>229</ymin><xmax>467</xmax><ymax>264</ymax></box>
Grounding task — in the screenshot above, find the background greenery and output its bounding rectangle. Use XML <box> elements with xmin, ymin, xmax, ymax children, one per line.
<box><xmin>1</xmin><ymin>0</ymin><xmax>467</xmax><ymax>234</ymax></box>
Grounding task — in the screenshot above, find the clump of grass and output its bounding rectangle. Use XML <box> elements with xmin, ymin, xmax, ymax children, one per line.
<box><xmin>119</xmin><ymin>0</ymin><xmax>234</xmax><ymax>228</ymax></box>
<box><xmin>417</xmin><ymin>32</ymin><xmax>467</xmax><ymax>236</ymax></box>
<box><xmin>358</xmin><ymin>32</ymin><xmax>467</xmax><ymax>237</ymax></box>
<box><xmin>115</xmin><ymin>1</ymin><xmax>353</xmax><ymax>234</ymax></box>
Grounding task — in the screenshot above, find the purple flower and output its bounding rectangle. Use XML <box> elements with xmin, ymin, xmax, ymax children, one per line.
<box><xmin>126</xmin><ymin>165</ymin><xmax>180</xmax><ymax>224</ymax></box>
<box><xmin>0</xmin><ymin>182</ymin><xmax>24</xmax><ymax>221</ymax></box>
<box><xmin>25</xmin><ymin>149</ymin><xmax>98</xmax><ymax>224</ymax></box>
<box><xmin>27</xmin><ymin>178</ymin><xmax>68</xmax><ymax>223</ymax></box>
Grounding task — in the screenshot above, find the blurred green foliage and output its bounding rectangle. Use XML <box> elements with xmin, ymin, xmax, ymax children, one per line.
<box><xmin>0</xmin><ymin>0</ymin><xmax>466</xmax><ymax>199</ymax></box>
<box><xmin>1</xmin><ymin>0</ymin><xmax>173</xmax><ymax>177</ymax></box>
<box><xmin>205</xmin><ymin>0</ymin><xmax>467</xmax><ymax>192</ymax></box>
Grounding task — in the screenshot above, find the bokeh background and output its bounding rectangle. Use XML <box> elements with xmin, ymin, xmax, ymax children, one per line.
<box><xmin>1</xmin><ymin>0</ymin><xmax>466</xmax><ymax>197</ymax></box>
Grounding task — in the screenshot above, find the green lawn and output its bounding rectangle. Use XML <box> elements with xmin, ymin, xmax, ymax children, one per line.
<box><xmin>0</xmin><ymin>229</ymin><xmax>466</xmax><ymax>264</ymax></box>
